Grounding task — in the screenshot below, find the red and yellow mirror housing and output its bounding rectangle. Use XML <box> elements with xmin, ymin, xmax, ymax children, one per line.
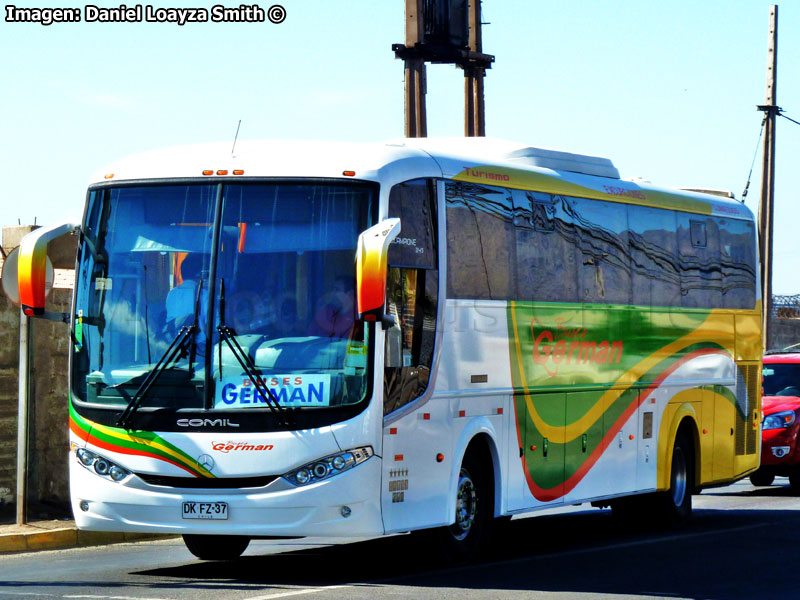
<box><xmin>356</xmin><ymin>218</ymin><xmax>401</xmax><ymax>323</ymax></box>
<box><xmin>18</xmin><ymin>221</ymin><xmax>80</xmax><ymax>316</ymax></box>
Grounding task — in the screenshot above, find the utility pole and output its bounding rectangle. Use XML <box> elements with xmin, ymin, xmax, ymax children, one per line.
<box><xmin>464</xmin><ymin>0</ymin><xmax>485</xmax><ymax>136</ymax></box>
<box><xmin>404</xmin><ymin>0</ymin><xmax>427</xmax><ymax>138</ymax></box>
<box><xmin>16</xmin><ymin>309</ymin><xmax>31</xmax><ymax>525</ymax></box>
<box><xmin>758</xmin><ymin>4</ymin><xmax>778</xmax><ymax>352</ymax></box>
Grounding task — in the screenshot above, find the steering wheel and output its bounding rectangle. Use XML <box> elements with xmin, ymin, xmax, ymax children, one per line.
<box><xmin>777</xmin><ymin>386</ymin><xmax>800</xmax><ymax>397</ymax></box>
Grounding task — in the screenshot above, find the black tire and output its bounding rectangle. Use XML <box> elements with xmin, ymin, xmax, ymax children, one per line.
<box><xmin>749</xmin><ymin>470</ymin><xmax>775</xmax><ymax>487</ymax></box>
<box><xmin>789</xmin><ymin>470</ymin><xmax>800</xmax><ymax>495</ymax></box>
<box><xmin>657</xmin><ymin>430</ymin><xmax>693</xmax><ymax>525</ymax></box>
<box><xmin>183</xmin><ymin>534</ymin><xmax>250</xmax><ymax>560</ymax></box>
<box><xmin>433</xmin><ymin>449</ymin><xmax>494</xmax><ymax>564</ymax></box>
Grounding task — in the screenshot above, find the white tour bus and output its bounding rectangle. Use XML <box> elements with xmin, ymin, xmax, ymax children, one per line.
<box><xmin>10</xmin><ymin>138</ymin><xmax>762</xmax><ymax>561</ymax></box>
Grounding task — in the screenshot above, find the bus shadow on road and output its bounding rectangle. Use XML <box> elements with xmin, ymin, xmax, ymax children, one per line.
<box><xmin>134</xmin><ymin>503</ymin><xmax>800</xmax><ymax>599</ymax></box>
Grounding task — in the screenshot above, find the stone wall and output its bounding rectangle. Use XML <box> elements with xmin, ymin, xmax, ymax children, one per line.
<box><xmin>0</xmin><ymin>226</ymin><xmax>77</xmax><ymax>519</ymax></box>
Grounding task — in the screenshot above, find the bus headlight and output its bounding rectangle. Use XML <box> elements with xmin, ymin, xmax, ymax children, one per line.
<box><xmin>283</xmin><ymin>446</ymin><xmax>373</xmax><ymax>487</ymax></box>
<box><xmin>75</xmin><ymin>448</ymin><xmax>130</xmax><ymax>483</ymax></box>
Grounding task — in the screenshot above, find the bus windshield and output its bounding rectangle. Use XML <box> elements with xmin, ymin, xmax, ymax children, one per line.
<box><xmin>71</xmin><ymin>181</ymin><xmax>376</xmax><ymax>419</ymax></box>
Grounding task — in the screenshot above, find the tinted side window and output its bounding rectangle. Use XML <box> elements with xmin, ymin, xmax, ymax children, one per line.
<box><xmin>569</xmin><ymin>197</ymin><xmax>632</xmax><ymax>304</ymax></box>
<box><xmin>678</xmin><ymin>214</ymin><xmax>722</xmax><ymax>308</ymax></box>
<box><xmin>628</xmin><ymin>206</ymin><xmax>680</xmax><ymax>307</ymax></box>
<box><xmin>388</xmin><ymin>180</ymin><xmax>436</xmax><ymax>269</ymax></box>
<box><xmin>718</xmin><ymin>218</ymin><xmax>757</xmax><ymax>309</ymax></box>
<box><xmin>446</xmin><ymin>182</ymin><xmax>515</xmax><ymax>300</ymax></box>
<box><xmin>512</xmin><ymin>191</ymin><xmax>578</xmax><ymax>303</ymax></box>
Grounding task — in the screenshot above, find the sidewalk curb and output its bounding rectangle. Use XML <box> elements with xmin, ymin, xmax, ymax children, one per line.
<box><xmin>0</xmin><ymin>526</ymin><xmax>176</xmax><ymax>554</ymax></box>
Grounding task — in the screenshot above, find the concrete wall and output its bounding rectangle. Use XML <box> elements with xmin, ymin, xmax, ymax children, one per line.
<box><xmin>0</xmin><ymin>226</ymin><xmax>77</xmax><ymax>518</ymax></box>
<box><xmin>771</xmin><ymin>317</ymin><xmax>800</xmax><ymax>351</ymax></box>
<box><xmin>0</xmin><ymin>293</ymin><xmax>20</xmax><ymax>507</ymax></box>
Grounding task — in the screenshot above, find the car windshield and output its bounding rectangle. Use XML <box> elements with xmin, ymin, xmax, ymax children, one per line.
<box><xmin>763</xmin><ymin>362</ymin><xmax>800</xmax><ymax>397</ymax></box>
<box><xmin>72</xmin><ymin>181</ymin><xmax>375</xmax><ymax>416</ymax></box>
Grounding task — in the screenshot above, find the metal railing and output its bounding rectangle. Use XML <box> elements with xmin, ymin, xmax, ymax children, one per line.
<box><xmin>773</xmin><ymin>294</ymin><xmax>800</xmax><ymax>318</ymax></box>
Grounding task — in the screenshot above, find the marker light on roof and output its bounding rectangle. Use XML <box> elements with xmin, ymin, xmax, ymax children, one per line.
<box><xmin>104</xmin><ymin>173</ymin><xmax>114</xmax><ymax>180</ymax></box>
<box><xmin>343</xmin><ymin>170</ymin><xmax>356</xmax><ymax>177</ymax></box>
<box><xmin>201</xmin><ymin>169</ymin><xmax>243</xmax><ymax>176</ymax></box>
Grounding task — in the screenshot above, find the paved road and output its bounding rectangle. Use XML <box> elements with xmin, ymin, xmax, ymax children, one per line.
<box><xmin>2</xmin><ymin>478</ymin><xmax>798</xmax><ymax>600</ymax></box>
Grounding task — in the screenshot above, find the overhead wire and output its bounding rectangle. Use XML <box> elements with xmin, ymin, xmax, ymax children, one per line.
<box><xmin>778</xmin><ymin>110</ymin><xmax>800</xmax><ymax>127</ymax></box>
<box><xmin>741</xmin><ymin>115</ymin><xmax>767</xmax><ymax>203</ymax></box>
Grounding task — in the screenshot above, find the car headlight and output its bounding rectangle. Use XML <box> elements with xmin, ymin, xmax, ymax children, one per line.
<box><xmin>762</xmin><ymin>410</ymin><xmax>797</xmax><ymax>431</ymax></box>
<box><xmin>75</xmin><ymin>447</ymin><xmax>130</xmax><ymax>483</ymax></box>
<box><xmin>283</xmin><ymin>446</ymin><xmax>373</xmax><ymax>487</ymax></box>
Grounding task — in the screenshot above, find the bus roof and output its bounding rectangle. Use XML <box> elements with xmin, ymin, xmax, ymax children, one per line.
<box><xmin>89</xmin><ymin>138</ymin><xmax>753</xmax><ymax>221</ymax></box>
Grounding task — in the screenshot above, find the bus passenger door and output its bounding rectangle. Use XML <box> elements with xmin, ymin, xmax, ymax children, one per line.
<box><xmin>380</xmin><ymin>264</ymin><xmax>444</xmax><ymax>532</ymax></box>
<box><xmin>521</xmin><ymin>392</ymin><xmax>566</xmax><ymax>506</ymax></box>
<box><xmin>380</xmin><ymin>179</ymin><xmax>445</xmax><ymax>533</ymax></box>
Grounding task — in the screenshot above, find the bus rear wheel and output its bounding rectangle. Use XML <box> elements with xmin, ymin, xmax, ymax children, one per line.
<box><xmin>183</xmin><ymin>534</ymin><xmax>250</xmax><ymax>560</ymax></box>
<box><xmin>657</xmin><ymin>430</ymin><xmax>693</xmax><ymax>525</ymax></box>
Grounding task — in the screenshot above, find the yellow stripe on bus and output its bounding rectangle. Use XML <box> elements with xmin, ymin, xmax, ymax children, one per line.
<box><xmin>453</xmin><ymin>166</ymin><xmax>714</xmax><ymax>216</ymax></box>
<box><xmin>91</xmin><ymin>423</ymin><xmax>199</xmax><ymax>470</ymax></box>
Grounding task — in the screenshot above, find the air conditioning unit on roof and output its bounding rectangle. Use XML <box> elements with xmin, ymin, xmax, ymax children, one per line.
<box><xmin>503</xmin><ymin>147</ymin><xmax>620</xmax><ymax>179</ymax></box>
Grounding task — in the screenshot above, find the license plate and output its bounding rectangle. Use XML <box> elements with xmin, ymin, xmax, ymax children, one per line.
<box><xmin>182</xmin><ymin>501</ymin><xmax>228</xmax><ymax>520</ymax></box>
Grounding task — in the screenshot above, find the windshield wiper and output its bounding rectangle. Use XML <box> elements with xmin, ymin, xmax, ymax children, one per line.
<box><xmin>116</xmin><ymin>326</ymin><xmax>197</xmax><ymax>428</ymax></box>
<box><xmin>216</xmin><ymin>279</ymin><xmax>292</xmax><ymax>427</ymax></box>
<box><xmin>217</xmin><ymin>324</ymin><xmax>292</xmax><ymax>428</ymax></box>
<box><xmin>117</xmin><ymin>280</ymin><xmax>205</xmax><ymax>429</ymax></box>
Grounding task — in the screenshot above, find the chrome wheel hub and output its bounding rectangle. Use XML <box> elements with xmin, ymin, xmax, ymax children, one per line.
<box><xmin>671</xmin><ymin>447</ymin><xmax>687</xmax><ymax>507</ymax></box>
<box><xmin>451</xmin><ymin>468</ymin><xmax>477</xmax><ymax>541</ymax></box>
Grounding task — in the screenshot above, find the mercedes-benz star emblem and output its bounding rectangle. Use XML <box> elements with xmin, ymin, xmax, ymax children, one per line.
<box><xmin>197</xmin><ymin>454</ymin><xmax>215</xmax><ymax>471</ymax></box>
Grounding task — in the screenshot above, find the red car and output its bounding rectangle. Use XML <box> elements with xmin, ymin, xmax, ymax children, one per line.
<box><xmin>750</xmin><ymin>350</ymin><xmax>800</xmax><ymax>490</ymax></box>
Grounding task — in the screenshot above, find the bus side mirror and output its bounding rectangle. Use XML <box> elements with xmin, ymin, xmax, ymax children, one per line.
<box><xmin>356</xmin><ymin>218</ymin><xmax>401</xmax><ymax>329</ymax></box>
<box><xmin>2</xmin><ymin>221</ymin><xmax>80</xmax><ymax>321</ymax></box>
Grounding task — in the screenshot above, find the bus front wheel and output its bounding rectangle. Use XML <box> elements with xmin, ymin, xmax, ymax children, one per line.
<box><xmin>433</xmin><ymin>449</ymin><xmax>494</xmax><ymax>564</ymax></box>
<box><xmin>183</xmin><ymin>534</ymin><xmax>250</xmax><ymax>560</ymax></box>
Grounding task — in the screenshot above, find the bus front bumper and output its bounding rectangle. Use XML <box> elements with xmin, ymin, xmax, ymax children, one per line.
<box><xmin>70</xmin><ymin>455</ymin><xmax>385</xmax><ymax>538</ymax></box>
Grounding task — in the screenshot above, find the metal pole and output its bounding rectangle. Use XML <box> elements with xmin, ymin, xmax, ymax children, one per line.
<box><xmin>404</xmin><ymin>0</ymin><xmax>427</xmax><ymax>137</ymax></box>
<box><xmin>464</xmin><ymin>0</ymin><xmax>485</xmax><ymax>136</ymax></box>
<box><xmin>16</xmin><ymin>308</ymin><xmax>31</xmax><ymax>525</ymax></box>
<box><xmin>759</xmin><ymin>5</ymin><xmax>778</xmax><ymax>352</ymax></box>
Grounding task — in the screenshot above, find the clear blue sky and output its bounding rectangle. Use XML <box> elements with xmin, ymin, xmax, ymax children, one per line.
<box><xmin>2</xmin><ymin>1</ymin><xmax>798</xmax><ymax>292</ymax></box>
